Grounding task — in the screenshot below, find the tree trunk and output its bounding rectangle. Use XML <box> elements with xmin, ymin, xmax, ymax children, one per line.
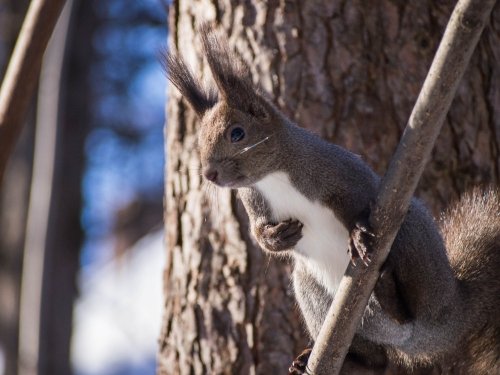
<box><xmin>36</xmin><ymin>1</ymin><xmax>92</xmax><ymax>374</ymax></box>
<box><xmin>0</xmin><ymin>2</ymin><xmax>34</xmax><ymax>374</ymax></box>
<box><xmin>159</xmin><ymin>1</ymin><xmax>500</xmax><ymax>374</ymax></box>
<box><xmin>0</xmin><ymin>107</ymin><xmax>34</xmax><ymax>375</ymax></box>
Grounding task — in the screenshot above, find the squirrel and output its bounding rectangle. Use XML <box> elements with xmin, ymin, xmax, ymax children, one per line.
<box><xmin>164</xmin><ymin>26</ymin><xmax>500</xmax><ymax>374</ymax></box>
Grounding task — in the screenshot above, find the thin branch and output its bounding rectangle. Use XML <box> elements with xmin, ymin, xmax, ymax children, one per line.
<box><xmin>0</xmin><ymin>0</ymin><xmax>67</xmax><ymax>184</ymax></box>
<box><xmin>305</xmin><ymin>0</ymin><xmax>498</xmax><ymax>374</ymax></box>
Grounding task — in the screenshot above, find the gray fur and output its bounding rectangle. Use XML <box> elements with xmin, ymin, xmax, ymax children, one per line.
<box><xmin>165</xmin><ymin>26</ymin><xmax>500</xmax><ymax>371</ymax></box>
<box><xmin>160</xmin><ymin>49</ymin><xmax>217</xmax><ymax>116</ymax></box>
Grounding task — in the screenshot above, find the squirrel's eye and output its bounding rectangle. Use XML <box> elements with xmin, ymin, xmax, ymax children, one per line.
<box><xmin>230</xmin><ymin>127</ymin><xmax>245</xmax><ymax>143</ymax></box>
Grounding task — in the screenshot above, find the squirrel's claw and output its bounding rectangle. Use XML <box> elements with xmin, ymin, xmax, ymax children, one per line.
<box><xmin>288</xmin><ymin>348</ymin><xmax>312</xmax><ymax>375</ymax></box>
<box><xmin>356</xmin><ymin>217</ymin><xmax>375</xmax><ymax>237</ymax></box>
<box><xmin>348</xmin><ymin>210</ymin><xmax>375</xmax><ymax>266</ymax></box>
<box><xmin>256</xmin><ymin>219</ymin><xmax>303</xmax><ymax>252</ymax></box>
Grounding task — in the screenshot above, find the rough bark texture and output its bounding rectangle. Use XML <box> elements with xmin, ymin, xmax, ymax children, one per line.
<box><xmin>159</xmin><ymin>1</ymin><xmax>500</xmax><ymax>374</ymax></box>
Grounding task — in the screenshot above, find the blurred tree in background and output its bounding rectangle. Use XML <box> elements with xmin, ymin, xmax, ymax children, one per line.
<box><xmin>0</xmin><ymin>1</ymin><xmax>166</xmax><ymax>375</ymax></box>
<box><xmin>159</xmin><ymin>1</ymin><xmax>500</xmax><ymax>374</ymax></box>
<box><xmin>0</xmin><ymin>1</ymin><xmax>34</xmax><ymax>374</ymax></box>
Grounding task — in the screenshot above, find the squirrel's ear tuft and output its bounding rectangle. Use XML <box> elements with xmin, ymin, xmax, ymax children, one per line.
<box><xmin>160</xmin><ymin>49</ymin><xmax>217</xmax><ymax>117</ymax></box>
<box><xmin>199</xmin><ymin>24</ymin><xmax>268</xmax><ymax>118</ymax></box>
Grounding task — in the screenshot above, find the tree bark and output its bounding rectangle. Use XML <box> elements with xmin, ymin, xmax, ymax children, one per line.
<box><xmin>159</xmin><ymin>1</ymin><xmax>500</xmax><ymax>374</ymax></box>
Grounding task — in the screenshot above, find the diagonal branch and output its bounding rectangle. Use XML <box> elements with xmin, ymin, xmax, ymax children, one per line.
<box><xmin>305</xmin><ymin>0</ymin><xmax>498</xmax><ymax>374</ymax></box>
<box><xmin>0</xmin><ymin>0</ymin><xmax>67</xmax><ymax>184</ymax></box>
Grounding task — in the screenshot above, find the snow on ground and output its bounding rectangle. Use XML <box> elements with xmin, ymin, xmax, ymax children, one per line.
<box><xmin>72</xmin><ymin>230</ymin><xmax>164</xmax><ymax>375</ymax></box>
<box><xmin>0</xmin><ymin>348</ymin><xmax>4</xmax><ymax>375</ymax></box>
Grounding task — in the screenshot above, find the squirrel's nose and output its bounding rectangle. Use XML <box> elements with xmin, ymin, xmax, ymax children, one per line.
<box><xmin>204</xmin><ymin>168</ymin><xmax>218</xmax><ymax>182</ymax></box>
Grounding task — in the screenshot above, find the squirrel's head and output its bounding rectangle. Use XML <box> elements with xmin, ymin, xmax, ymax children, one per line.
<box><xmin>163</xmin><ymin>25</ymin><xmax>284</xmax><ymax>188</ymax></box>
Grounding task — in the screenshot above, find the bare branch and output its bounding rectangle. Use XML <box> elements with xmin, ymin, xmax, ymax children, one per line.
<box><xmin>305</xmin><ymin>0</ymin><xmax>498</xmax><ymax>373</ymax></box>
<box><xmin>0</xmin><ymin>0</ymin><xmax>67</xmax><ymax>184</ymax></box>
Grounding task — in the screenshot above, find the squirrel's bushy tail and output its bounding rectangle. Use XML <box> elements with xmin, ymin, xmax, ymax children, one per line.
<box><xmin>440</xmin><ymin>188</ymin><xmax>500</xmax><ymax>373</ymax></box>
<box><xmin>441</xmin><ymin>188</ymin><xmax>500</xmax><ymax>292</ymax></box>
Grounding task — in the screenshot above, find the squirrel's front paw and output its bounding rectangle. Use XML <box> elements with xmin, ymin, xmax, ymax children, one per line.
<box><xmin>288</xmin><ymin>348</ymin><xmax>312</xmax><ymax>375</ymax></box>
<box><xmin>255</xmin><ymin>219</ymin><xmax>303</xmax><ymax>252</ymax></box>
<box><xmin>348</xmin><ymin>209</ymin><xmax>375</xmax><ymax>266</ymax></box>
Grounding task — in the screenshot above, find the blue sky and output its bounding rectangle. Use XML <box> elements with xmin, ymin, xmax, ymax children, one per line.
<box><xmin>80</xmin><ymin>0</ymin><xmax>167</xmax><ymax>268</ymax></box>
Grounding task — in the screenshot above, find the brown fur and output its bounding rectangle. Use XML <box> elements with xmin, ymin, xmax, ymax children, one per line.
<box><xmin>439</xmin><ymin>189</ymin><xmax>500</xmax><ymax>373</ymax></box>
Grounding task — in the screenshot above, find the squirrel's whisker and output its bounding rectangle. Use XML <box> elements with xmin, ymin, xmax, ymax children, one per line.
<box><xmin>234</xmin><ymin>136</ymin><xmax>271</xmax><ymax>156</ymax></box>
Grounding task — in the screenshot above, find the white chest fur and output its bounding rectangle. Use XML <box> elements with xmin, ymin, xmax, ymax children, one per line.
<box><xmin>254</xmin><ymin>171</ymin><xmax>350</xmax><ymax>294</ymax></box>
